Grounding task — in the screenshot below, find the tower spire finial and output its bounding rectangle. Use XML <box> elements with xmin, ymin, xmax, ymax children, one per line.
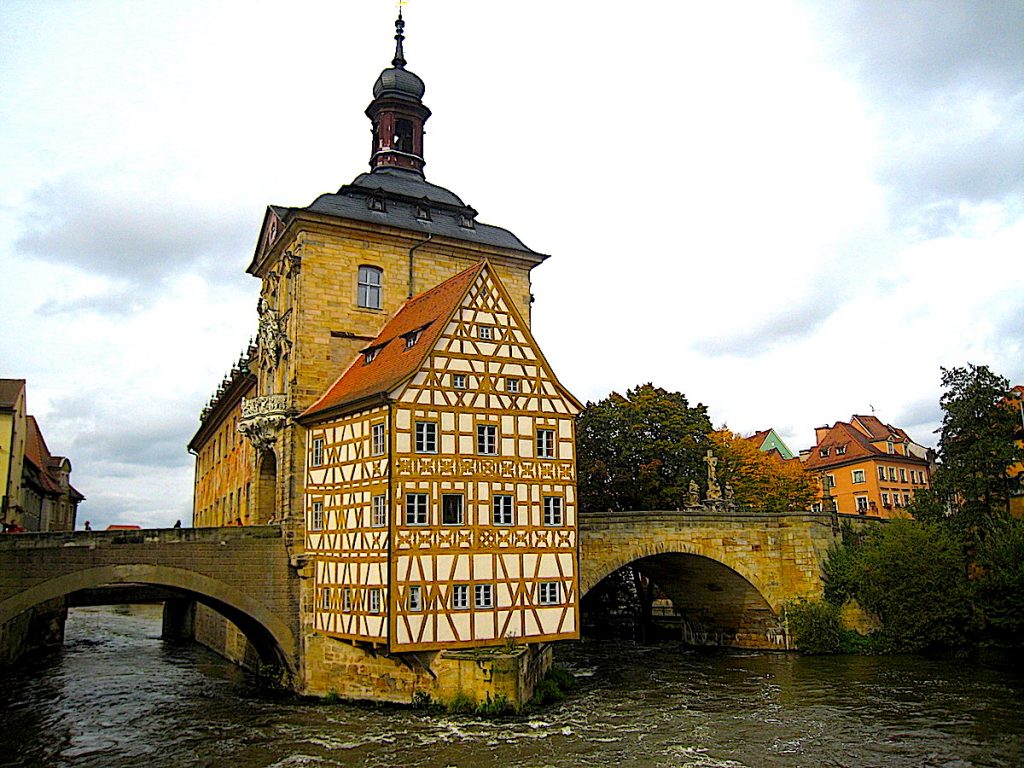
<box><xmin>392</xmin><ymin>4</ymin><xmax>407</xmax><ymax>69</ymax></box>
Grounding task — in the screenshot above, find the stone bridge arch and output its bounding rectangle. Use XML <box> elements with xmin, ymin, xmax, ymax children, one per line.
<box><xmin>579</xmin><ymin>510</ymin><xmax>836</xmax><ymax>649</ymax></box>
<box><xmin>0</xmin><ymin>527</ymin><xmax>300</xmax><ymax>675</ymax></box>
<box><xmin>0</xmin><ymin>563</ymin><xmax>296</xmax><ymax>673</ymax></box>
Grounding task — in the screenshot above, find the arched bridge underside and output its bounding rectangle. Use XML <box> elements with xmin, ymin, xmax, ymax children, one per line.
<box><xmin>579</xmin><ymin>509</ymin><xmax>837</xmax><ymax>649</ymax></box>
<box><xmin>0</xmin><ymin>527</ymin><xmax>299</xmax><ymax>674</ymax></box>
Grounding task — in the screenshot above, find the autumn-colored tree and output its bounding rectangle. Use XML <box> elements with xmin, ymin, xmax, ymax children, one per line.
<box><xmin>709</xmin><ymin>429</ymin><xmax>817</xmax><ymax>514</ymax></box>
<box><xmin>576</xmin><ymin>384</ymin><xmax>712</xmax><ymax>512</ymax></box>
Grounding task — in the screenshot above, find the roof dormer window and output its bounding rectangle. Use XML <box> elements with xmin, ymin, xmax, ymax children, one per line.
<box><xmin>364</xmin><ymin>347</ymin><xmax>380</xmax><ymax>364</ymax></box>
<box><xmin>458</xmin><ymin>213</ymin><xmax>475</xmax><ymax>229</ymax></box>
<box><xmin>415</xmin><ymin>202</ymin><xmax>431</xmax><ymax>221</ymax></box>
<box><xmin>836</xmin><ymin>445</ymin><xmax>846</xmax><ymax>455</ymax></box>
<box><xmin>404</xmin><ymin>330</ymin><xmax>421</xmax><ymax>349</ymax></box>
<box><xmin>819</xmin><ymin>448</ymin><xmax>829</xmax><ymax>458</ymax></box>
<box><xmin>368</xmin><ymin>194</ymin><xmax>386</xmax><ymax>213</ymax></box>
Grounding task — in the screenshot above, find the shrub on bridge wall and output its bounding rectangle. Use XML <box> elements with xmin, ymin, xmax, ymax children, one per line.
<box><xmin>787</xmin><ymin>599</ymin><xmax>842</xmax><ymax>654</ymax></box>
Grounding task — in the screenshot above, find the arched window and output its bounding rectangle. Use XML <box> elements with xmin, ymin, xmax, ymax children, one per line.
<box><xmin>358</xmin><ymin>265</ymin><xmax>383</xmax><ymax>309</ymax></box>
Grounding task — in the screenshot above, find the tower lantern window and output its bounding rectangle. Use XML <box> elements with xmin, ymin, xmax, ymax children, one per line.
<box><xmin>394</xmin><ymin>118</ymin><xmax>414</xmax><ymax>152</ymax></box>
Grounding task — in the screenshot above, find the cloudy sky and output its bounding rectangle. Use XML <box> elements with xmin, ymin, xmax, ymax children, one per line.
<box><xmin>2</xmin><ymin>1</ymin><xmax>1022</xmax><ymax>529</ymax></box>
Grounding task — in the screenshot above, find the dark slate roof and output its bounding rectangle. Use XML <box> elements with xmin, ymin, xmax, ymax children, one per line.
<box><xmin>294</xmin><ymin>168</ymin><xmax>545</xmax><ymax>259</ymax></box>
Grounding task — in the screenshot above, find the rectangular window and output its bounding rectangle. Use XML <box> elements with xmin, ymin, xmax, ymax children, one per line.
<box><xmin>881</xmin><ymin>492</ymin><xmax>890</xmax><ymax>507</ymax></box>
<box><xmin>405</xmin><ymin>493</ymin><xmax>428</xmax><ymax>525</ymax></box>
<box><xmin>415</xmin><ymin>422</ymin><xmax>437</xmax><ymax>453</ymax></box>
<box><xmin>371</xmin><ymin>423</ymin><xmax>386</xmax><ymax>456</ymax></box>
<box><xmin>899</xmin><ymin>468</ymin><xmax>907</xmax><ymax>483</ymax></box>
<box><xmin>887</xmin><ymin>441</ymin><xmax>895</xmax><ymax>454</ymax></box>
<box><xmin>407</xmin><ymin>585</ymin><xmax>423</xmax><ymax>612</ymax></box>
<box><xmin>311</xmin><ymin>437</ymin><xmax>324</xmax><ymax>467</ymax></box>
<box><xmin>311</xmin><ymin>501</ymin><xmax>324</xmax><ymax>531</ymax></box>
<box><xmin>878</xmin><ymin>466</ymin><xmax>886</xmax><ymax>481</ymax></box>
<box><xmin>371</xmin><ymin>494</ymin><xmax>387</xmax><ymax>527</ymax></box>
<box><xmin>856</xmin><ymin>496</ymin><xmax>869</xmax><ymax>513</ymax></box>
<box><xmin>404</xmin><ymin>330</ymin><xmax>420</xmax><ymax>349</ymax></box>
<box><xmin>477</xmin><ymin>424</ymin><xmax>497</xmax><ymax>455</ymax></box>
<box><xmin>343</xmin><ymin>588</ymin><xmax>352</xmax><ymax>612</ymax></box>
<box><xmin>819</xmin><ymin>448</ymin><xmax>829</xmax><ymax>458</ymax></box>
<box><xmin>852</xmin><ymin>469</ymin><xmax>866</xmax><ymax>484</ymax></box>
<box><xmin>369</xmin><ymin>588</ymin><xmax>382</xmax><ymax>614</ymax></box>
<box><xmin>536</xmin><ymin>429</ymin><xmax>555</xmax><ymax>459</ymax></box>
<box><xmin>358</xmin><ymin>265</ymin><xmax>383</xmax><ymax>309</ymax></box>
<box><xmin>836</xmin><ymin>445</ymin><xmax>847</xmax><ymax>455</ymax></box>
<box><xmin>826</xmin><ymin>474</ymin><xmax>836</xmax><ymax>488</ymax></box>
<box><xmin>442</xmin><ymin>494</ymin><xmax>464</xmax><ymax>525</ymax></box>
<box><xmin>506</xmin><ymin>378</ymin><xmax>520</xmax><ymax>393</ymax></box>
<box><xmin>453</xmin><ymin>373</ymin><xmax>467</xmax><ymax>389</ymax></box>
<box><xmin>474</xmin><ymin>583</ymin><xmax>493</xmax><ymax>609</ymax></box>
<box><xmin>543</xmin><ymin>496</ymin><xmax>563</xmax><ymax>526</ymax></box>
<box><xmin>893</xmin><ymin>494</ymin><xmax>901</xmax><ymax>507</ymax></box>
<box><xmin>477</xmin><ymin>325</ymin><xmax>492</xmax><ymax>340</ymax></box>
<box><xmin>492</xmin><ymin>495</ymin><xmax>514</xmax><ymax>525</ymax></box>
<box><xmin>889</xmin><ymin>467</ymin><xmax>897</xmax><ymax>481</ymax></box>
<box><xmin>451</xmin><ymin>584</ymin><xmax>469</xmax><ymax>610</ymax></box>
<box><xmin>904</xmin><ymin>493</ymin><xmax>911</xmax><ymax>506</ymax></box>
<box><xmin>539</xmin><ymin>582</ymin><xmax>560</xmax><ymax>605</ymax></box>
<box><xmin>321</xmin><ymin>587</ymin><xmax>331</xmax><ymax>611</ymax></box>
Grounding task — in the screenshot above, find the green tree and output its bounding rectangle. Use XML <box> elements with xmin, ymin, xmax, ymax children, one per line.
<box><xmin>576</xmin><ymin>384</ymin><xmax>712</xmax><ymax>512</ymax></box>
<box><xmin>842</xmin><ymin>520</ymin><xmax>976</xmax><ymax>651</ymax></box>
<box><xmin>932</xmin><ymin>364</ymin><xmax>1023</xmax><ymax>535</ymax></box>
<box><xmin>974</xmin><ymin>516</ymin><xmax>1024</xmax><ymax>646</ymax></box>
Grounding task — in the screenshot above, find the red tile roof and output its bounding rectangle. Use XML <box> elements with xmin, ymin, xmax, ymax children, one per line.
<box><xmin>803</xmin><ymin>419</ymin><xmax>926</xmax><ymax>471</ymax></box>
<box><xmin>0</xmin><ymin>379</ymin><xmax>25</xmax><ymax>410</ymax></box>
<box><xmin>851</xmin><ymin>414</ymin><xmax>910</xmax><ymax>442</ymax></box>
<box><xmin>301</xmin><ymin>262</ymin><xmax>486</xmax><ymax>421</ymax></box>
<box><xmin>743</xmin><ymin>430</ymin><xmax>771</xmax><ymax>449</ymax></box>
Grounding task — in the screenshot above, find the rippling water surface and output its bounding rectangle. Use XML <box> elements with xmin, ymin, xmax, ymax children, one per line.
<box><xmin>1</xmin><ymin>607</ymin><xmax>1022</xmax><ymax>767</ymax></box>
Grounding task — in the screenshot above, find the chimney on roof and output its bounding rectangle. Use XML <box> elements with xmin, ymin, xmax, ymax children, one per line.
<box><xmin>814</xmin><ymin>425</ymin><xmax>831</xmax><ymax>445</ymax></box>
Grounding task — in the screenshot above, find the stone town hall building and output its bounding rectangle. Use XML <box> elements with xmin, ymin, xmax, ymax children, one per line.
<box><xmin>189</xmin><ymin>14</ymin><xmax>580</xmax><ymax>700</ymax></box>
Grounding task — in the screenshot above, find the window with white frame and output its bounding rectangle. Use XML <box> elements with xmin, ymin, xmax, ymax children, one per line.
<box><xmin>819</xmin><ymin>448</ymin><xmax>829</xmax><ymax>458</ymax></box>
<box><xmin>893</xmin><ymin>494</ymin><xmax>901</xmax><ymax>507</ymax></box>
<box><xmin>852</xmin><ymin>469</ymin><xmax>866</xmax><ymax>484</ymax></box>
<box><xmin>404</xmin><ymin>330</ymin><xmax>420</xmax><ymax>349</ymax></box>
<box><xmin>836</xmin><ymin>445</ymin><xmax>847</xmax><ymax>455</ymax></box>
<box><xmin>536</xmin><ymin>429</ymin><xmax>555</xmax><ymax>459</ymax></box>
<box><xmin>415</xmin><ymin>421</ymin><xmax>437</xmax><ymax>453</ymax></box>
<box><xmin>343</xmin><ymin>588</ymin><xmax>352</xmax><ymax>612</ymax></box>
<box><xmin>372</xmin><ymin>494</ymin><xmax>387</xmax><ymax>527</ymax></box>
<box><xmin>405</xmin><ymin>493</ymin><xmax>428</xmax><ymax>525</ymax></box>
<box><xmin>543</xmin><ymin>496</ymin><xmax>563</xmax><ymax>526</ymax></box>
<box><xmin>826</xmin><ymin>474</ymin><xmax>836</xmax><ymax>488</ymax></box>
<box><xmin>321</xmin><ymin>587</ymin><xmax>331</xmax><ymax>610</ymax></box>
<box><xmin>887</xmin><ymin>440</ymin><xmax>895</xmax><ymax>454</ymax></box>
<box><xmin>442</xmin><ymin>494</ymin><xmax>464</xmax><ymax>525</ymax></box>
<box><xmin>903</xmin><ymin>493</ymin><xmax>911</xmax><ymax>505</ymax></box>
<box><xmin>889</xmin><ymin>467</ymin><xmax>897</xmax><ymax>481</ymax></box>
<box><xmin>506</xmin><ymin>377</ymin><xmax>520</xmax><ymax>393</ymax></box>
<box><xmin>474</xmin><ymin>583</ymin><xmax>493</xmax><ymax>609</ymax></box>
<box><xmin>492</xmin><ymin>495</ymin><xmax>514</xmax><ymax>525</ymax></box>
<box><xmin>878</xmin><ymin>465</ymin><xmax>886</xmax><ymax>481</ymax></box>
<box><xmin>369</xmin><ymin>588</ymin><xmax>382</xmax><ymax>614</ymax></box>
<box><xmin>311</xmin><ymin>437</ymin><xmax>324</xmax><ymax>467</ymax></box>
<box><xmin>539</xmin><ymin>582</ymin><xmax>560</xmax><ymax>605</ymax></box>
<box><xmin>856</xmin><ymin>496</ymin><xmax>869</xmax><ymax>513</ymax></box>
<box><xmin>899</xmin><ymin>468</ymin><xmax>907</xmax><ymax>482</ymax></box>
<box><xmin>881</xmin><ymin>492</ymin><xmax>890</xmax><ymax>507</ymax></box>
<box><xmin>371</xmin><ymin>423</ymin><xmax>386</xmax><ymax>456</ymax></box>
<box><xmin>407</xmin><ymin>585</ymin><xmax>423</xmax><ymax>611</ymax></box>
<box><xmin>477</xmin><ymin>424</ymin><xmax>497</xmax><ymax>455</ymax></box>
<box><xmin>453</xmin><ymin>373</ymin><xmax>467</xmax><ymax>389</ymax></box>
<box><xmin>311</xmin><ymin>501</ymin><xmax>324</xmax><ymax>531</ymax></box>
<box><xmin>357</xmin><ymin>265</ymin><xmax>383</xmax><ymax>309</ymax></box>
<box><xmin>363</xmin><ymin>347</ymin><xmax>379</xmax><ymax>364</ymax></box>
<box><xmin>451</xmin><ymin>584</ymin><xmax>469</xmax><ymax>609</ymax></box>
<box><xmin>477</xmin><ymin>325</ymin><xmax>492</xmax><ymax>340</ymax></box>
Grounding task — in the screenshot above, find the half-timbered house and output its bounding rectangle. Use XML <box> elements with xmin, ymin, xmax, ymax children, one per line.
<box><xmin>298</xmin><ymin>261</ymin><xmax>581</xmax><ymax>652</ymax></box>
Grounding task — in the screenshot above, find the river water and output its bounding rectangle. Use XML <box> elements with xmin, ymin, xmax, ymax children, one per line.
<box><xmin>0</xmin><ymin>607</ymin><xmax>1021</xmax><ymax>767</ymax></box>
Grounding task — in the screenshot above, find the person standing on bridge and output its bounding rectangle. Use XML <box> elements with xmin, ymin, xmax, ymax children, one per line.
<box><xmin>83</xmin><ymin>521</ymin><xmax>91</xmax><ymax>531</ymax></box>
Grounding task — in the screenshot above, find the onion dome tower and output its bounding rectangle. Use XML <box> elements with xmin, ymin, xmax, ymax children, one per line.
<box><xmin>366</xmin><ymin>10</ymin><xmax>431</xmax><ymax>175</ymax></box>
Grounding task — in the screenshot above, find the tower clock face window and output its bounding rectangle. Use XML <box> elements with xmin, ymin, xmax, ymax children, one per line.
<box><xmin>358</xmin><ymin>266</ymin><xmax>383</xmax><ymax>309</ymax></box>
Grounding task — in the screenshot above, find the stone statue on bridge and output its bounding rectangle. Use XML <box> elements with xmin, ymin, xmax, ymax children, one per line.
<box><xmin>704</xmin><ymin>449</ymin><xmax>722</xmax><ymax>501</ymax></box>
<box><xmin>688</xmin><ymin>480</ymin><xmax>700</xmax><ymax>507</ymax></box>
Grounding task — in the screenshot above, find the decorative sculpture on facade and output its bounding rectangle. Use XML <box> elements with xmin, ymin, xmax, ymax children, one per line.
<box><xmin>257</xmin><ymin>298</ymin><xmax>291</xmax><ymax>370</ymax></box>
<box><xmin>238</xmin><ymin>394</ymin><xmax>289</xmax><ymax>453</ymax></box>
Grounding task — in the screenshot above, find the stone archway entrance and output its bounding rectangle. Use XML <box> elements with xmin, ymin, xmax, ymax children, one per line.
<box><xmin>256</xmin><ymin>451</ymin><xmax>277</xmax><ymax>524</ymax></box>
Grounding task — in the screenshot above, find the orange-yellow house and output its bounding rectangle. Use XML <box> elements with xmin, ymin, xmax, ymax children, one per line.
<box><xmin>1010</xmin><ymin>385</ymin><xmax>1024</xmax><ymax>518</ymax></box>
<box><xmin>801</xmin><ymin>415</ymin><xmax>932</xmax><ymax>518</ymax></box>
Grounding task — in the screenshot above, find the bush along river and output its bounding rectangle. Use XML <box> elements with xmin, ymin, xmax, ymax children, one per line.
<box><xmin>0</xmin><ymin>606</ymin><xmax>1021</xmax><ymax>768</ymax></box>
